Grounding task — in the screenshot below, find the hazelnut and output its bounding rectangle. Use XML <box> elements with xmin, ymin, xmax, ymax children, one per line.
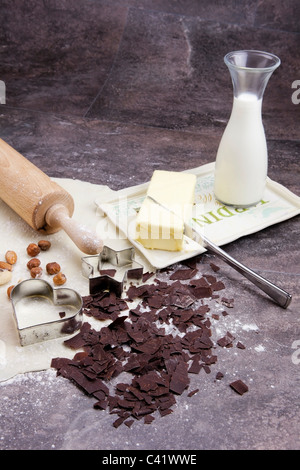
<box><xmin>30</xmin><ymin>266</ymin><xmax>43</xmax><ymax>278</ymax></box>
<box><xmin>53</xmin><ymin>272</ymin><xmax>66</xmax><ymax>286</ymax></box>
<box><xmin>7</xmin><ymin>285</ymin><xmax>15</xmax><ymax>298</ymax></box>
<box><xmin>38</xmin><ymin>240</ymin><xmax>51</xmax><ymax>251</ymax></box>
<box><xmin>0</xmin><ymin>269</ymin><xmax>12</xmax><ymax>285</ymax></box>
<box><xmin>46</xmin><ymin>262</ymin><xmax>61</xmax><ymax>275</ymax></box>
<box><xmin>27</xmin><ymin>258</ymin><xmax>41</xmax><ymax>270</ymax></box>
<box><xmin>5</xmin><ymin>250</ymin><xmax>17</xmax><ymax>265</ymax></box>
<box><xmin>27</xmin><ymin>243</ymin><xmax>40</xmax><ymax>257</ymax></box>
<box><xmin>0</xmin><ymin>261</ymin><xmax>12</xmax><ymax>271</ymax></box>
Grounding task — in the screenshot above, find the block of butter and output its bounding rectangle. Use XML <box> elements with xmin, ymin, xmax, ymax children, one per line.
<box><xmin>135</xmin><ymin>170</ymin><xmax>196</xmax><ymax>251</ymax></box>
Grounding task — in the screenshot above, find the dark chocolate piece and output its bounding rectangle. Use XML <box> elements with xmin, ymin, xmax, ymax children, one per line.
<box><xmin>230</xmin><ymin>379</ymin><xmax>248</xmax><ymax>395</ymax></box>
<box><xmin>217</xmin><ymin>331</ymin><xmax>235</xmax><ymax>348</ymax></box>
<box><xmin>216</xmin><ymin>371</ymin><xmax>224</xmax><ymax>380</ymax></box>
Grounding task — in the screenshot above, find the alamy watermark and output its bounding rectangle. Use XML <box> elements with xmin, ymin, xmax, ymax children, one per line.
<box><xmin>291</xmin><ymin>340</ymin><xmax>300</xmax><ymax>365</ymax></box>
<box><xmin>291</xmin><ymin>80</ymin><xmax>300</xmax><ymax>105</ymax></box>
<box><xmin>0</xmin><ymin>80</ymin><xmax>5</xmax><ymax>104</ymax></box>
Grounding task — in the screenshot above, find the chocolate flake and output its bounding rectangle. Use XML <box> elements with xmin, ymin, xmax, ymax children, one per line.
<box><xmin>169</xmin><ymin>268</ymin><xmax>197</xmax><ymax>280</ymax></box>
<box><xmin>192</xmin><ymin>286</ymin><xmax>213</xmax><ymax>299</ymax></box>
<box><xmin>169</xmin><ymin>361</ymin><xmax>189</xmax><ymax>395</ymax></box>
<box><xmin>217</xmin><ymin>331</ymin><xmax>235</xmax><ymax>348</ymax></box>
<box><xmin>230</xmin><ymin>379</ymin><xmax>248</xmax><ymax>395</ymax></box>
<box><xmin>215</xmin><ymin>371</ymin><xmax>224</xmax><ymax>380</ymax></box>
<box><xmin>51</xmin><ymin>257</ymin><xmax>246</xmax><ymax>428</ymax></box>
<box><xmin>210</xmin><ymin>263</ymin><xmax>220</xmax><ymax>272</ymax></box>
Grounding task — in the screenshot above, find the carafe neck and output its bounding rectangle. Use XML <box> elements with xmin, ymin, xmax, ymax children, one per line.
<box><xmin>225</xmin><ymin>50</ymin><xmax>280</xmax><ymax>100</ymax></box>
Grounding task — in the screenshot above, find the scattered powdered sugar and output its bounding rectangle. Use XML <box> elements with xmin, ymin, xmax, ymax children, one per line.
<box><xmin>0</xmin><ymin>367</ymin><xmax>58</xmax><ymax>387</ymax></box>
<box><xmin>242</xmin><ymin>323</ymin><xmax>259</xmax><ymax>332</ymax></box>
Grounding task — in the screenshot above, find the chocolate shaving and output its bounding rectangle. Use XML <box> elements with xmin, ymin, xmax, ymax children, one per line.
<box><xmin>210</xmin><ymin>263</ymin><xmax>220</xmax><ymax>272</ymax></box>
<box><xmin>169</xmin><ymin>361</ymin><xmax>189</xmax><ymax>395</ymax></box>
<box><xmin>51</xmin><ymin>257</ymin><xmax>247</xmax><ymax>428</ymax></box>
<box><xmin>217</xmin><ymin>331</ymin><xmax>235</xmax><ymax>348</ymax></box>
<box><xmin>169</xmin><ymin>268</ymin><xmax>197</xmax><ymax>280</ymax></box>
<box><xmin>230</xmin><ymin>379</ymin><xmax>248</xmax><ymax>395</ymax></box>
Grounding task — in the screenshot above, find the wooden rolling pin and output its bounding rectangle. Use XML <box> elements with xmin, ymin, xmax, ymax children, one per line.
<box><xmin>0</xmin><ymin>138</ymin><xmax>103</xmax><ymax>254</ymax></box>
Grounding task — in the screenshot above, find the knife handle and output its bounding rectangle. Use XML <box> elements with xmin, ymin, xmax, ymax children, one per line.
<box><xmin>200</xmin><ymin>234</ymin><xmax>292</xmax><ymax>309</ymax></box>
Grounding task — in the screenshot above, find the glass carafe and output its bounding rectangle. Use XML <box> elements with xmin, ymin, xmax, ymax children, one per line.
<box><xmin>214</xmin><ymin>50</ymin><xmax>280</xmax><ymax>207</ymax></box>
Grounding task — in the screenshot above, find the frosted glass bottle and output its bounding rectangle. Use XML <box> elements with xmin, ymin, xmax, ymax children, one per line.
<box><xmin>214</xmin><ymin>50</ymin><xmax>280</xmax><ymax>207</ymax></box>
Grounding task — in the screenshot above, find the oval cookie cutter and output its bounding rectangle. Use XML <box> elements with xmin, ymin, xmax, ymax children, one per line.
<box><xmin>11</xmin><ymin>279</ymin><xmax>83</xmax><ymax>347</ymax></box>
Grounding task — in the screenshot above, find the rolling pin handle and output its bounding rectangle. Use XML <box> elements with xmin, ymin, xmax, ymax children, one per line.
<box><xmin>45</xmin><ymin>204</ymin><xmax>103</xmax><ymax>255</ymax></box>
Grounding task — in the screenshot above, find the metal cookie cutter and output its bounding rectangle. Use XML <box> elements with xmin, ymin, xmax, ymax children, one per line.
<box><xmin>82</xmin><ymin>245</ymin><xmax>144</xmax><ymax>297</ymax></box>
<box><xmin>11</xmin><ymin>279</ymin><xmax>83</xmax><ymax>347</ymax></box>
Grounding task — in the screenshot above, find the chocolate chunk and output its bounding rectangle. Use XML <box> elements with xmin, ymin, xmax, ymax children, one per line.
<box><xmin>210</xmin><ymin>281</ymin><xmax>225</xmax><ymax>291</ymax></box>
<box><xmin>188</xmin><ymin>358</ymin><xmax>201</xmax><ymax>374</ymax></box>
<box><xmin>192</xmin><ymin>286</ymin><xmax>213</xmax><ymax>299</ymax></box>
<box><xmin>169</xmin><ymin>361</ymin><xmax>189</xmax><ymax>395</ymax></box>
<box><xmin>171</xmin><ymin>294</ymin><xmax>195</xmax><ymax>309</ymax></box>
<box><xmin>94</xmin><ymin>400</ymin><xmax>107</xmax><ymax>410</ymax></box>
<box><xmin>142</xmin><ymin>272</ymin><xmax>155</xmax><ymax>282</ymax></box>
<box><xmin>147</xmin><ymin>294</ymin><xmax>164</xmax><ymax>309</ymax></box>
<box><xmin>144</xmin><ymin>414</ymin><xmax>155</xmax><ymax>424</ymax></box>
<box><xmin>210</xmin><ymin>263</ymin><xmax>220</xmax><ymax>272</ymax></box>
<box><xmin>113</xmin><ymin>416</ymin><xmax>126</xmax><ymax>428</ymax></box>
<box><xmin>124</xmin><ymin>419</ymin><xmax>135</xmax><ymax>428</ymax></box>
<box><xmin>170</xmin><ymin>268</ymin><xmax>197</xmax><ymax>280</ymax></box>
<box><xmin>230</xmin><ymin>379</ymin><xmax>248</xmax><ymax>395</ymax></box>
<box><xmin>190</xmin><ymin>277</ymin><xmax>209</xmax><ymax>287</ymax></box>
<box><xmin>63</xmin><ymin>322</ymin><xmax>91</xmax><ymax>349</ymax></box>
<box><xmin>178</xmin><ymin>309</ymin><xmax>195</xmax><ymax>323</ymax></box>
<box><xmin>217</xmin><ymin>331</ymin><xmax>235</xmax><ymax>348</ymax></box>
<box><xmin>203</xmin><ymin>274</ymin><xmax>217</xmax><ymax>284</ymax></box>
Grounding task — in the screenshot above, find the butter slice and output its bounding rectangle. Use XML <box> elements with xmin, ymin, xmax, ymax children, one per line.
<box><xmin>135</xmin><ymin>170</ymin><xmax>196</xmax><ymax>251</ymax></box>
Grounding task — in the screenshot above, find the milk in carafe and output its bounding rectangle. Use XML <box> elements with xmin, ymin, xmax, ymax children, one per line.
<box><xmin>214</xmin><ymin>92</ymin><xmax>267</xmax><ymax>207</ymax></box>
<box><xmin>213</xmin><ymin>50</ymin><xmax>281</xmax><ymax>207</ymax></box>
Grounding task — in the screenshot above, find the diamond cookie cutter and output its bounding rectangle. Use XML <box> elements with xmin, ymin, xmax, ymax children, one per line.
<box><xmin>11</xmin><ymin>279</ymin><xmax>83</xmax><ymax>347</ymax></box>
<box><xmin>82</xmin><ymin>245</ymin><xmax>144</xmax><ymax>296</ymax></box>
